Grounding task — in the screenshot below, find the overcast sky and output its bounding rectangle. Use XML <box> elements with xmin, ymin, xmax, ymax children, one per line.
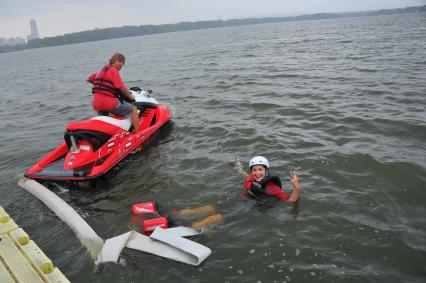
<box><xmin>1</xmin><ymin>0</ymin><xmax>425</xmax><ymax>38</ymax></box>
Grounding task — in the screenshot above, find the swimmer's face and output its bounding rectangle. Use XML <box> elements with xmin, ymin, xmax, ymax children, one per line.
<box><xmin>251</xmin><ymin>165</ymin><xmax>266</xmax><ymax>181</ymax></box>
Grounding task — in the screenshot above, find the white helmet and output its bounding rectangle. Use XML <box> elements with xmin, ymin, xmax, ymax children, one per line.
<box><xmin>249</xmin><ymin>156</ymin><xmax>270</xmax><ymax>169</ymax></box>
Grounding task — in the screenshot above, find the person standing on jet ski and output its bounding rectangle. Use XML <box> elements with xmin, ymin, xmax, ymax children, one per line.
<box><xmin>87</xmin><ymin>53</ymin><xmax>140</xmax><ymax>132</ymax></box>
<box><xmin>244</xmin><ymin>156</ymin><xmax>301</xmax><ymax>202</ymax></box>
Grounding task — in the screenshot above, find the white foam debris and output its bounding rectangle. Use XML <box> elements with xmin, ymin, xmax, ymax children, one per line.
<box><xmin>118</xmin><ymin>257</ymin><xmax>126</xmax><ymax>266</ymax></box>
<box><xmin>295</xmin><ymin>248</ymin><xmax>301</xmax><ymax>256</ymax></box>
<box><xmin>250</xmin><ymin>249</ymin><xmax>255</xmax><ymax>254</ymax></box>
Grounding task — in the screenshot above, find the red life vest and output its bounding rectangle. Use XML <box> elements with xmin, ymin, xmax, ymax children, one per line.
<box><xmin>90</xmin><ymin>65</ymin><xmax>119</xmax><ymax>99</ymax></box>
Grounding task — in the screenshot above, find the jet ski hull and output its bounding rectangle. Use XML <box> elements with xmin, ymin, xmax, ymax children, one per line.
<box><xmin>25</xmin><ymin>91</ymin><xmax>171</xmax><ymax>181</ymax></box>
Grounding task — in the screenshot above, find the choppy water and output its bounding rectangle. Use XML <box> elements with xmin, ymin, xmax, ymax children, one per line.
<box><xmin>1</xmin><ymin>13</ymin><xmax>425</xmax><ymax>283</ymax></box>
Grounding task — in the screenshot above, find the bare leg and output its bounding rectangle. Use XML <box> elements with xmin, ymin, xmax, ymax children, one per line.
<box><xmin>191</xmin><ymin>214</ymin><xmax>223</xmax><ymax>228</ymax></box>
<box><xmin>131</xmin><ymin>106</ymin><xmax>139</xmax><ymax>132</ymax></box>
<box><xmin>177</xmin><ymin>205</ymin><xmax>216</xmax><ymax>216</ymax></box>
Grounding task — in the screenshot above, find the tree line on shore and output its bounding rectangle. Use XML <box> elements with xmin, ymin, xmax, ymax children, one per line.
<box><xmin>1</xmin><ymin>5</ymin><xmax>425</xmax><ymax>53</ymax></box>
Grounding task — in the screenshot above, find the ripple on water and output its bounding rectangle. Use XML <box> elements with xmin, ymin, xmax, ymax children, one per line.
<box><xmin>0</xmin><ymin>12</ymin><xmax>425</xmax><ymax>283</ymax></box>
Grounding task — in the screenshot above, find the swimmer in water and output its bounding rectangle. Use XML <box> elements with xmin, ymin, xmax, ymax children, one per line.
<box><xmin>243</xmin><ymin>156</ymin><xmax>301</xmax><ymax>202</ymax></box>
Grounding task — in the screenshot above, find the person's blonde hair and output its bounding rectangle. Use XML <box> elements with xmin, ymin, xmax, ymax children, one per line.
<box><xmin>109</xmin><ymin>53</ymin><xmax>126</xmax><ymax>65</ymax></box>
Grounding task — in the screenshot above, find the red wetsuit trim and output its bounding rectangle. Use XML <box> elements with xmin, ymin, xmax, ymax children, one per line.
<box><xmin>244</xmin><ymin>175</ymin><xmax>255</xmax><ymax>189</ymax></box>
<box><xmin>265</xmin><ymin>182</ymin><xmax>289</xmax><ymax>201</ymax></box>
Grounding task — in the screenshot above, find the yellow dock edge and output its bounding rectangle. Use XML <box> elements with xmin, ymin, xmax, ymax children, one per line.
<box><xmin>0</xmin><ymin>206</ymin><xmax>70</xmax><ymax>283</ymax></box>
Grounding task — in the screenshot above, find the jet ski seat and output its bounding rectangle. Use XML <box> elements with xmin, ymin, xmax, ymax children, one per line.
<box><xmin>66</xmin><ymin>116</ymin><xmax>131</xmax><ymax>136</ymax></box>
<box><xmin>64</xmin><ymin>117</ymin><xmax>132</xmax><ymax>151</ymax></box>
<box><xmin>97</xmin><ymin>111</ymin><xmax>109</xmax><ymax>116</ymax></box>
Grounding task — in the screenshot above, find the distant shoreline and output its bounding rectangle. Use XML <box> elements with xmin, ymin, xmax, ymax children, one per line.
<box><xmin>1</xmin><ymin>5</ymin><xmax>425</xmax><ymax>54</ymax></box>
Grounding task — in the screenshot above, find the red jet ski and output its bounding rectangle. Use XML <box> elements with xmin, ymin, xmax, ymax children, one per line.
<box><xmin>25</xmin><ymin>88</ymin><xmax>172</xmax><ymax>181</ymax></box>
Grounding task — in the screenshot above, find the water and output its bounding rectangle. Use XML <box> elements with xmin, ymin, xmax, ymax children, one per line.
<box><xmin>1</xmin><ymin>13</ymin><xmax>426</xmax><ymax>282</ymax></box>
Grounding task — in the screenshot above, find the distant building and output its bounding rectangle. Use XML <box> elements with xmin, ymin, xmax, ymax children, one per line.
<box><xmin>0</xmin><ymin>37</ymin><xmax>25</xmax><ymax>46</ymax></box>
<box><xmin>14</xmin><ymin>37</ymin><xmax>26</xmax><ymax>45</ymax></box>
<box><xmin>0</xmin><ymin>19</ymin><xmax>40</xmax><ymax>46</ymax></box>
<box><xmin>27</xmin><ymin>19</ymin><xmax>40</xmax><ymax>41</ymax></box>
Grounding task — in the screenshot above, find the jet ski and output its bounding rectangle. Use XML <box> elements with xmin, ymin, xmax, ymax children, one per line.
<box><xmin>25</xmin><ymin>87</ymin><xmax>172</xmax><ymax>181</ymax></box>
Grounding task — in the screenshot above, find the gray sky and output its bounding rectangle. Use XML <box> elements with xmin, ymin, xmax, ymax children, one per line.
<box><xmin>1</xmin><ymin>0</ymin><xmax>425</xmax><ymax>38</ymax></box>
